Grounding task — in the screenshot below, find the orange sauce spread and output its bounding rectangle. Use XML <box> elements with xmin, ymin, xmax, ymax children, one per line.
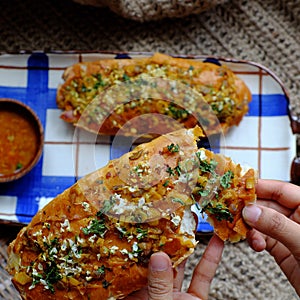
<box><xmin>0</xmin><ymin>110</ymin><xmax>38</xmax><ymax>176</ymax></box>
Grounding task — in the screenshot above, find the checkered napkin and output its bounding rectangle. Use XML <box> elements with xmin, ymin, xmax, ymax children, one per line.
<box><xmin>0</xmin><ymin>52</ymin><xmax>295</xmax><ymax>233</ymax></box>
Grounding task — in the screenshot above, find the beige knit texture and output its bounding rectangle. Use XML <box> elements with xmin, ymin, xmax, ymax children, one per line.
<box><xmin>0</xmin><ymin>0</ymin><xmax>300</xmax><ymax>299</ymax></box>
<box><xmin>72</xmin><ymin>0</ymin><xmax>227</xmax><ymax>22</ymax></box>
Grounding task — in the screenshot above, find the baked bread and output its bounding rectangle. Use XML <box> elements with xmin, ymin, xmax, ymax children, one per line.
<box><xmin>56</xmin><ymin>53</ymin><xmax>252</xmax><ymax>137</ymax></box>
<box><xmin>7</xmin><ymin>126</ymin><xmax>256</xmax><ymax>299</ymax></box>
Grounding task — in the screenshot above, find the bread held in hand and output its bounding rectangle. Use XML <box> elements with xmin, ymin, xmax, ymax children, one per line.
<box><xmin>7</xmin><ymin>126</ymin><xmax>256</xmax><ymax>299</ymax></box>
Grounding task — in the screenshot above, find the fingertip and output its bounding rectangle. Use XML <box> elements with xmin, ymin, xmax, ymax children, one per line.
<box><xmin>251</xmin><ymin>239</ymin><xmax>266</xmax><ymax>252</ymax></box>
<box><xmin>246</xmin><ymin>229</ymin><xmax>266</xmax><ymax>252</ymax></box>
<box><xmin>150</xmin><ymin>252</ymin><xmax>171</xmax><ymax>272</ymax></box>
<box><xmin>243</xmin><ymin>204</ymin><xmax>262</xmax><ymax>226</ymax></box>
<box><xmin>148</xmin><ymin>252</ymin><xmax>173</xmax><ymax>300</ymax></box>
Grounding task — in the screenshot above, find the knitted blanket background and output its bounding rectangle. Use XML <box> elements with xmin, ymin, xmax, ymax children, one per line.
<box><xmin>0</xmin><ymin>0</ymin><xmax>299</xmax><ymax>299</ymax></box>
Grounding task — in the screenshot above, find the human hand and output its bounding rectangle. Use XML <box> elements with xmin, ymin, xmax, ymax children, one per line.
<box><xmin>124</xmin><ymin>234</ymin><xmax>224</xmax><ymax>300</ymax></box>
<box><xmin>242</xmin><ymin>179</ymin><xmax>300</xmax><ymax>296</ymax></box>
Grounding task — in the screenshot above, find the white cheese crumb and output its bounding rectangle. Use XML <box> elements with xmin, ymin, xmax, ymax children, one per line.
<box><xmin>82</xmin><ymin>202</ymin><xmax>90</xmax><ymax>211</ymax></box>
<box><xmin>61</xmin><ymin>240</ymin><xmax>68</xmax><ymax>251</ymax></box>
<box><xmin>197</xmin><ymin>149</ymin><xmax>207</xmax><ymax>160</ymax></box>
<box><xmin>60</xmin><ymin>219</ymin><xmax>71</xmax><ymax>232</ymax></box>
<box><xmin>132</xmin><ymin>242</ymin><xmax>139</xmax><ymax>253</ymax></box>
<box><xmin>33</xmin><ymin>229</ymin><xmax>42</xmax><ymax>237</ymax></box>
<box><xmin>179</xmin><ymin>207</ymin><xmax>196</xmax><ymax>237</ymax></box>
<box><xmin>112</xmin><ymin>195</ymin><xmax>127</xmax><ymax>214</ymax></box>
<box><xmin>171</xmin><ymin>214</ymin><xmax>181</xmax><ymax>227</ymax></box>
<box><xmin>120</xmin><ymin>249</ymin><xmax>129</xmax><ymax>255</ymax></box>
<box><xmin>110</xmin><ymin>246</ymin><xmax>119</xmax><ymax>254</ymax></box>
<box><xmin>128</xmin><ymin>186</ymin><xmax>139</xmax><ymax>192</ymax></box>
<box><xmin>88</xmin><ymin>234</ymin><xmax>97</xmax><ymax>243</ymax></box>
<box><xmin>138</xmin><ymin>197</ymin><xmax>145</xmax><ymax>206</ymax></box>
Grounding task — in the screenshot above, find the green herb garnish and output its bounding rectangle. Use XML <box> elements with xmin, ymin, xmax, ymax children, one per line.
<box><xmin>166</xmin><ymin>166</ymin><xmax>175</xmax><ymax>176</ymax></box>
<box><xmin>43</xmin><ymin>261</ymin><xmax>62</xmax><ymax>293</ymax></box>
<box><xmin>29</xmin><ymin>259</ymin><xmax>62</xmax><ymax>294</ymax></box>
<box><xmin>202</xmin><ymin>203</ymin><xmax>233</xmax><ymax>222</ymax></box>
<box><xmin>82</xmin><ymin>219</ymin><xmax>107</xmax><ymax>237</ymax></box>
<box><xmin>196</xmin><ymin>153</ymin><xmax>218</xmax><ymax>174</ymax></box>
<box><xmin>43</xmin><ymin>237</ymin><xmax>59</xmax><ymax>250</ymax></box>
<box><xmin>96</xmin><ymin>265</ymin><xmax>106</xmax><ymax>276</ymax></box>
<box><xmin>168</xmin><ymin>103</ymin><xmax>189</xmax><ymax>119</ymax></box>
<box><xmin>136</xmin><ymin>228</ymin><xmax>148</xmax><ymax>240</ymax></box>
<box><xmin>81</xmin><ymin>83</ymin><xmax>91</xmax><ymax>93</ymax></box>
<box><xmin>122</xmin><ymin>73</ymin><xmax>131</xmax><ymax>82</ymax></box>
<box><xmin>15</xmin><ymin>162</ymin><xmax>23</xmax><ymax>170</ymax></box>
<box><xmin>97</xmin><ymin>197</ymin><xmax>116</xmax><ymax>216</ymax></box>
<box><xmin>220</xmin><ymin>170</ymin><xmax>234</xmax><ymax>189</ymax></box>
<box><xmin>172</xmin><ymin>198</ymin><xmax>185</xmax><ymax>205</ymax></box>
<box><xmin>163</xmin><ymin>180</ymin><xmax>170</xmax><ymax>187</ymax></box>
<box><xmin>102</xmin><ymin>280</ymin><xmax>111</xmax><ymax>289</ymax></box>
<box><xmin>174</xmin><ymin>165</ymin><xmax>181</xmax><ymax>176</ymax></box>
<box><xmin>198</xmin><ymin>189</ymin><xmax>210</xmax><ymax>197</ymax></box>
<box><xmin>93</xmin><ymin>74</ymin><xmax>106</xmax><ymax>89</ymax></box>
<box><xmin>167</xmin><ymin>143</ymin><xmax>180</xmax><ymax>153</ymax></box>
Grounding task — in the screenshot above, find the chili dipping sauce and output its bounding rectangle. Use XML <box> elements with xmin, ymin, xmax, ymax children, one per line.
<box><xmin>0</xmin><ymin>109</ymin><xmax>39</xmax><ymax>176</ymax></box>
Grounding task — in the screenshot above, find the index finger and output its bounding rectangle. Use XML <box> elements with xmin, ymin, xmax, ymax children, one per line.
<box><xmin>188</xmin><ymin>234</ymin><xmax>224</xmax><ymax>300</ymax></box>
<box><xmin>256</xmin><ymin>179</ymin><xmax>300</xmax><ymax>209</ymax></box>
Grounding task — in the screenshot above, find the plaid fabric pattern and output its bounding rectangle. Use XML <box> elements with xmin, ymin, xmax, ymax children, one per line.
<box><xmin>0</xmin><ymin>52</ymin><xmax>295</xmax><ymax>233</ymax></box>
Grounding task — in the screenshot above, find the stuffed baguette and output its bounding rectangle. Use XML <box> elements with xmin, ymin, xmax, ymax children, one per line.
<box><xmin>7</xmin><ymin>126</ymin><xmax>256</xmax><ymax>299</ymax></box>
<box><xmin>56</xmin><ymin>53</ymin><xmax>252</xmax><ymax>136</ymax></box>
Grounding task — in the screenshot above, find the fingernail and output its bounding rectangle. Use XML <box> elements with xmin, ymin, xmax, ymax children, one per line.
<box><xmin>150</xmin><ymin>253</ymin><xmax>170</xmax><ymax>272</ymax></box>
<box><xmin>243</xmin><ymin>205</ymin><xmax>262</xmax><ymax>225</ymax></box>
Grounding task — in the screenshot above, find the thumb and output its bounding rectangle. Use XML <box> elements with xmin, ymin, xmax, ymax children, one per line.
<box><xmin>148</xmin><ymin>252</ymin><xmax>173</xmax><ymax>300</ymax></box>
<box><xmin>243</xmin><ymin>204</ymin><xmax>300</xmax><ymax>257</ymax></box>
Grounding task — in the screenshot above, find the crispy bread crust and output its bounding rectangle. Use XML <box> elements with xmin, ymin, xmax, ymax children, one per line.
<box><xmin>56</xmin><ymin>53</ymin><xmax>251</xmax><ymax>136</ymax></box>
<box><xmin>7</xmin><ymin>127</ymin><xmax>256</xmax><ymax>299</ymax></box>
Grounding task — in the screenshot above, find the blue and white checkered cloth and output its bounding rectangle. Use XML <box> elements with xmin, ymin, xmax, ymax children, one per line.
<box><xmin>0</xmin><ymin>52</ymin><xmax>295</xmax><ymax>233</ymax></box>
